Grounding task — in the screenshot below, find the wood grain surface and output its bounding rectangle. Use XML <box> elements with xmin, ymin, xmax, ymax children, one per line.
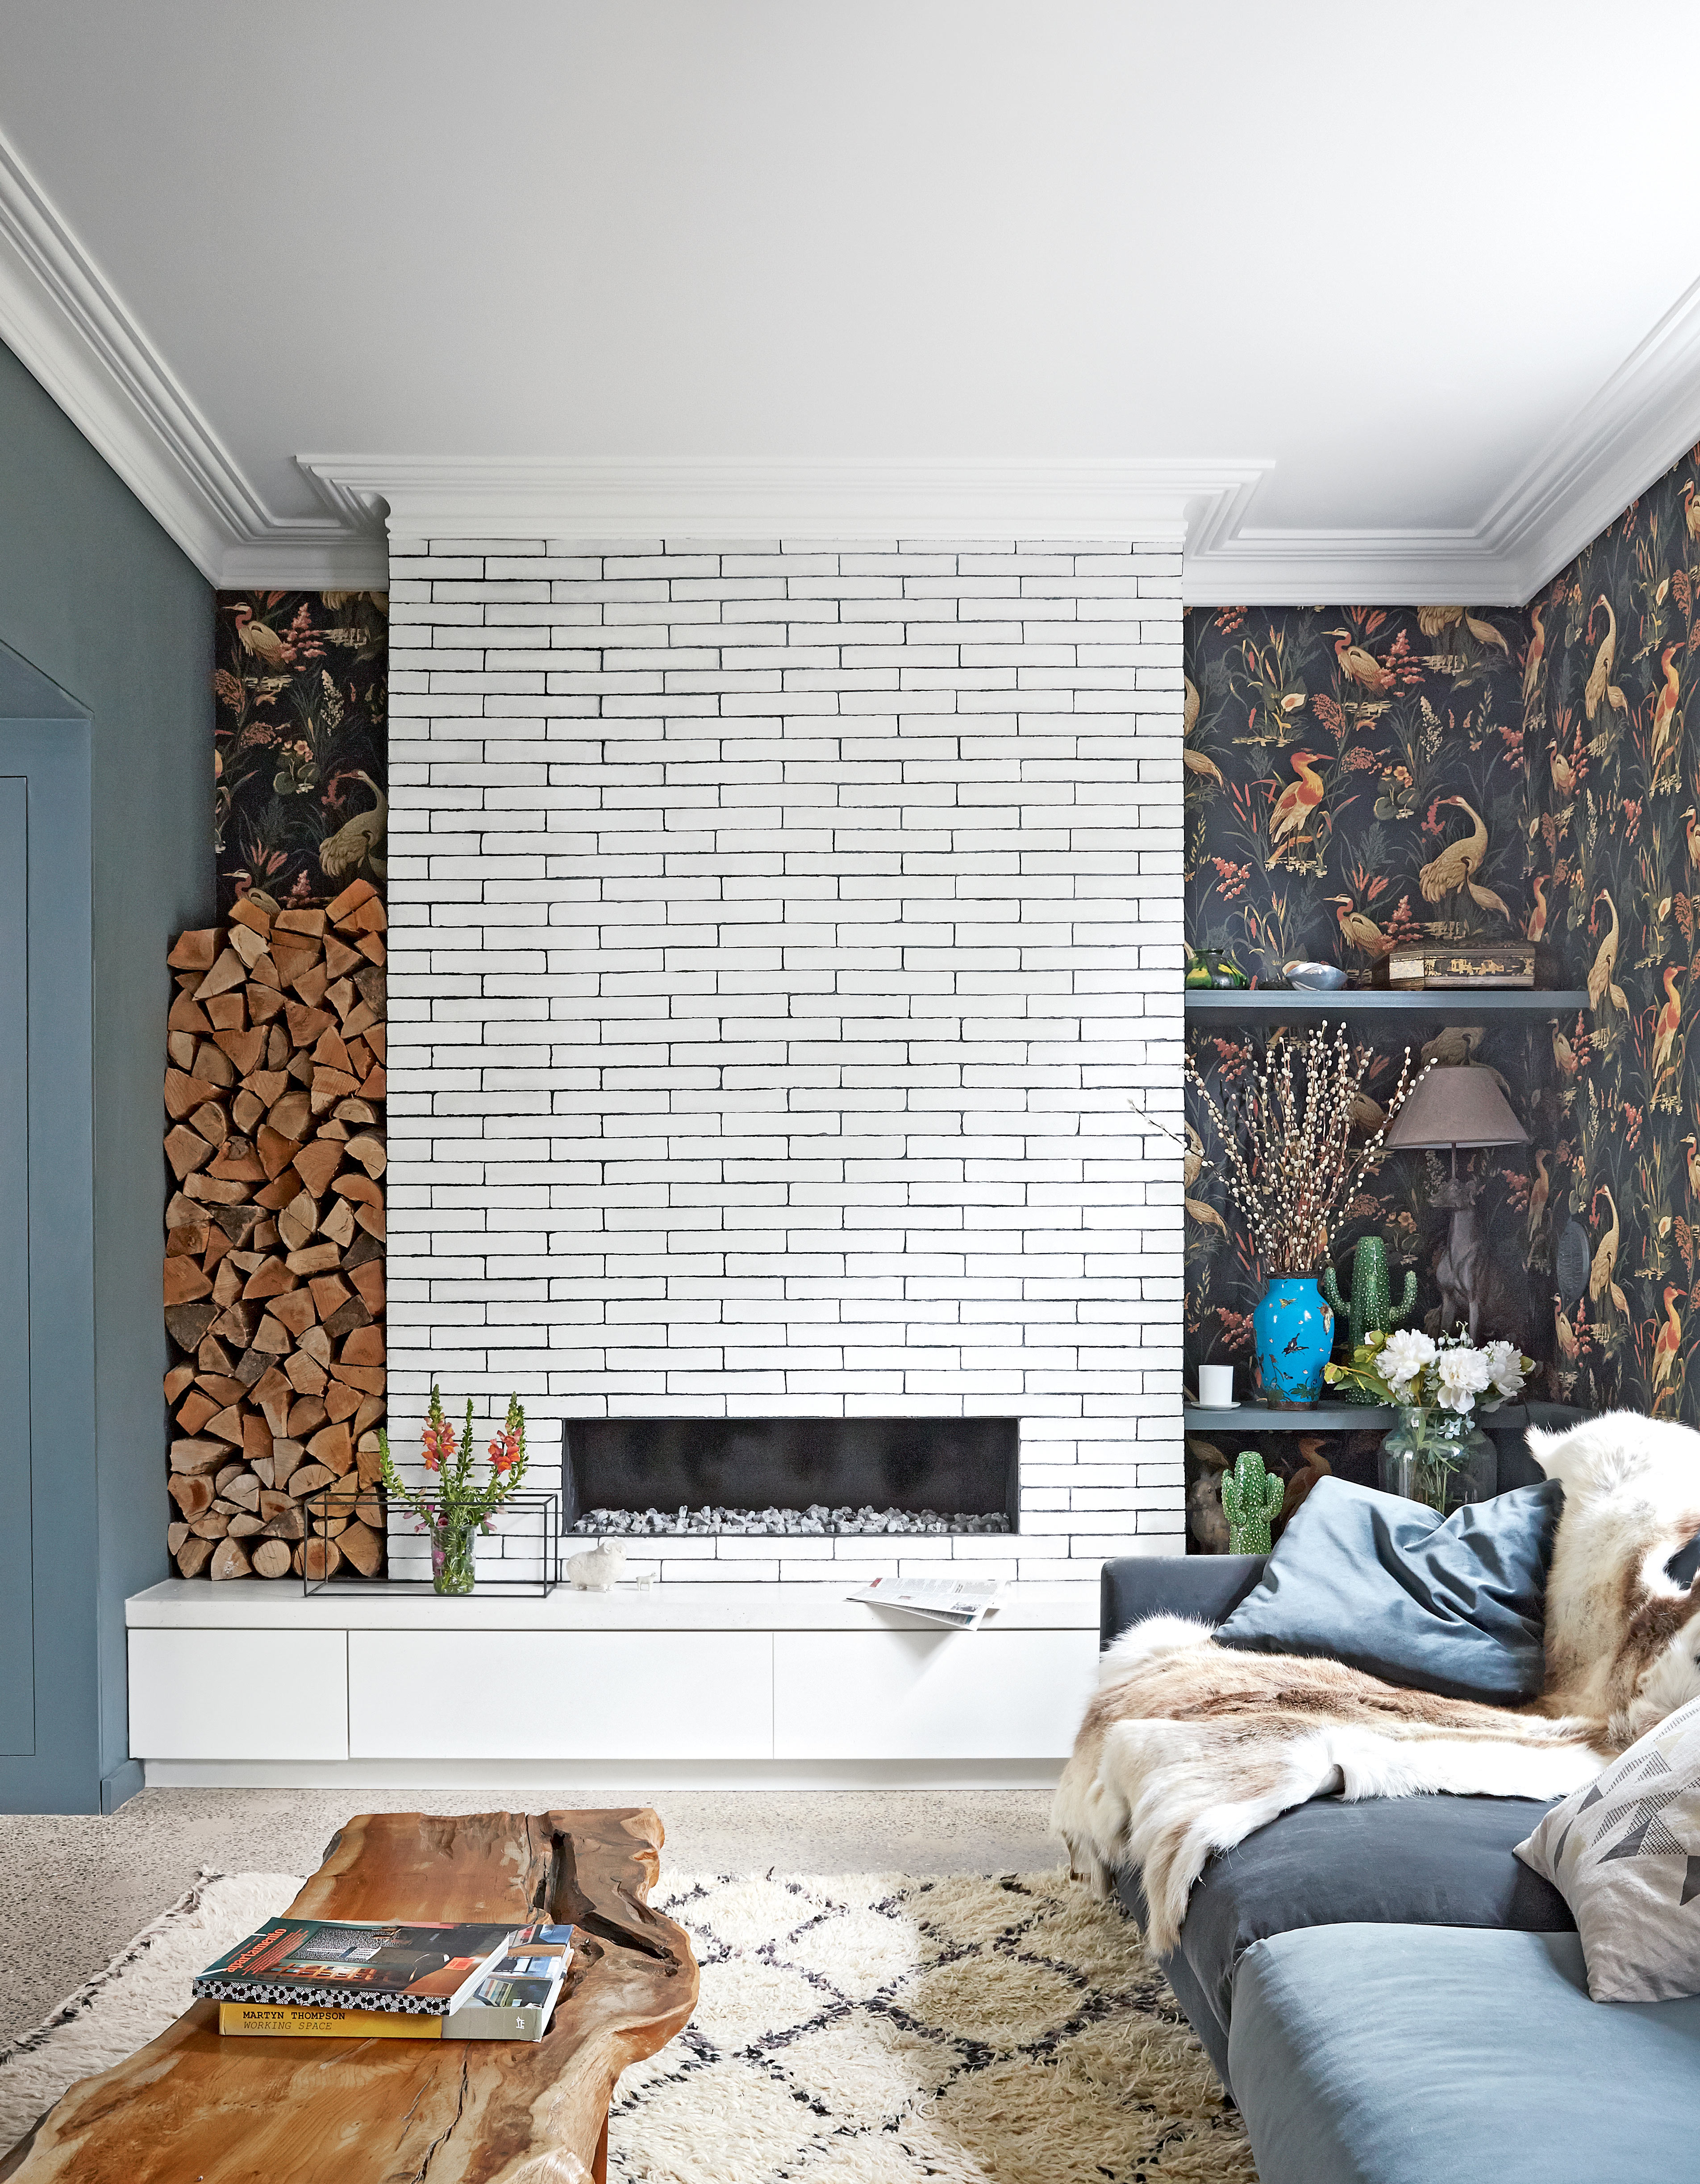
<box><xmin>1</xmin><ymin>1808</ymin><xmax>697</xmax><ymax>2184</ymax></box>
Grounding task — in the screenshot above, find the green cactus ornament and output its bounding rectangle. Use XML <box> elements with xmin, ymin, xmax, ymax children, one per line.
<box><xmin>1321</xmin><ymin>1237</ymin><xmax>1417</xmax><ymax>1405</ymax></box>
<box><xmin>1221</xmin><ymin>1449</ymin><xmax>1284</xmax><ymax>1555</ymax></box>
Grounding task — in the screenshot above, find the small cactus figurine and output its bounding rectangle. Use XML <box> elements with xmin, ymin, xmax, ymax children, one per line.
<box><xmin>1221</xmin><ymin>1449</ymin><xmax>1284</xmax><ymax>1555</ymax></box>
<box><xmin>1322</xmin><ymin>1237</ymin><xmax>1417</xmax><ymax>1405</ymax></box>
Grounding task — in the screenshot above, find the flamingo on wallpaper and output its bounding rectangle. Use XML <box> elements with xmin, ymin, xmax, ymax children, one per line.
<box><xmin>1525</xmin><ymin>875</ymin><xmax>1550</xmax><ymax>945</ymax></box>
<box><xmin>1417</xmin><ymin>797</ymin><xmax>1513</xmax><ymax>922</ymax></box>
<box><xmin>1270</xmin><ymin>750</ymin><xmax>1327</xmax><ymax>854</ymax></box>
<box><xmin>231</xmin><ymin>603</ymin><xmax>288</xmax><ymax>667</ymax></box>
<box><xmin>1327</xmin><ymin>631</ymin><xmax>1395</xmax><ymax>694</ymax></box>
<box><xmin>1182</xmin><ymin>675</ymin><xmax>1225</xmax><ymax>787</ymax></box>
<box><xmin>1326</xmin><ymin>895</ymin><xmax>1393</xmax><ymax>960</ymax></box>
<box><xmin>1584</xmin><ymin>596</ymin><xmax>1628</xmax><ymax>722</ymax></box>
<box><xmin>1526</xmin><ymin>1149</ymin><xmax>1552</xmax><ymax>1243</ymax></box>
<box><xmin>1522</xmin><ymin>602</ymin><xmax>1547</xmax><ymax>707</ymax></box>
<box><xmin>1684</xmin><ymin>1133</ymin><xmax>1700</xmax><ymax>1199</ymax></box>
<box><xmin>1652</xmin><ymin>966</ymin><xmax>1684</xmax><ymax>1082</ymax></box>
<box><xmin>1653</xmin><ymin>1286</ymin><xmax>1684</xmax><ymax>1403</ymax></box>
<box><xmin>1589</xmin><ymin>1183</ymin><xmax>1628</xmax><ymax>1322</ymax></box>
<box><xmin>1587</xmin><ymin>889</ymin><xmax>1629</xmax><ymax>1015</ymax></box>
<box><xmin>1683</xmin><ymin>480</ymin><xmax>1700</xmax><ymax>545</ymax></box>
<box><xmin>1550</xmin><ymin>742</ymin><xmax>1579</xmax><ymax>798</ymax></box>
<box><xmin>1649</xmin><ymin>644</ymin><xmax>1683</xmax><ymax>785</ymax></box>
<box><xmin>1553</xmin><ymin>1295</ymin><xmax>1580</xmax><ymax>1361</ymax></box>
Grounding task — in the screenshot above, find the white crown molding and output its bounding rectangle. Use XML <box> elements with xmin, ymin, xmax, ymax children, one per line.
<box><xmin>4</xmin><ymin>92</ymin><xmax>1700</xmax><ymax>603</ymax></box>
<box><xmin>295</xmin><ymin>454</ymin><xmax>1274</xmax><ymax>547</ymax></box>
<box><xmin>0</xmin><ymin>123</ymin><xmax>387</xmax><ymax>589</ymax></box>
<box><xmin>1184</xmin><ymin>270</ymin><xmax>1700</xmax><ymax>606</ymax></box>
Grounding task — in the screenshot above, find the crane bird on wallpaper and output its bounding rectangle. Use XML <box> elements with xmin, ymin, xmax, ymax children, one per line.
<box><xmin>318</xmin><ymin>772</ymin><xmax>388</xmax><ymax>887</ymax></box>
<box><xmin>1417</xmin><ymin>797</ymin><xmax>1514</xmax><ymax>923</ymax></box>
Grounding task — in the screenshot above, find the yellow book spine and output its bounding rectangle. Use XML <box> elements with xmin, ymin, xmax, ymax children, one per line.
<box><xmin>218</xmin><ymin>2002</ymin><xmax>444</xmax><ymax>2039</ymax></box>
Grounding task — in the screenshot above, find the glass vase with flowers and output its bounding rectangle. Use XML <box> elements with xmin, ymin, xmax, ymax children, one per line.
<box><xmin>1325</xmin><ymin>1328</ymin><xmax>1532</xmax><ymax>1513</ymax></box>
<box><xmin>379</xmin><ymin>1384</ymin><xmax>527</xmax><ymax>1595</ymax></box>
<box><xmin>1176</xmin><ymin>1023</ymin><xmax>1434</xmax><ymax>1406</ymax></box>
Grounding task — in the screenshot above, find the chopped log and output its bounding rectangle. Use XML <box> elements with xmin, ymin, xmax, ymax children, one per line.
<box><xmin>320</xmin><ymin>1198</ymin><xmax>357</xmax><ymax>1248</ymax></box>
<box><xmin>162</xmin><ymin>1257</ymin><xmax>212</xmax><ymax>1307</ymax></box>
<box><xmin>210</xmin><ymin>1299</ymin><xmax>259</xmax><ymax>1347</ymax></box>
<box><xmin>164</xmin><ymin>1125</ymin><xmax>214</xmax><ymax>1180</ymax></box>
<box><xmin>203</xmin><ymin>992</ymin><xmax>246</xmax><ymax>1034</ymax></box>
<box><xmin>263</xmin><ymin>1504</ymin><xmax>306</xmax><ymax>1542</ymax></box>
<box><xmin>188</xmin><ymin>1101</ymin><xmax>228</xmax><ymax>1147</ymax></box>
<box><xmin>214</xmin><ymin>1461</ymin><xmax>247</xmax><ymax>1496</ymax></box>
<box><xmin>275</xmin><ymin>906</ymin><xmax>327</xmax><ymax>939</ymax></box>
<box><xmin>268</xmin><ymin>1088</ymin><xmax>312</xmax><ymax>1140</ymax></box>
<box><xmin>345</xmin><ymin>1132</ymin><xmax>387</xmax><ymax>1178</ymax></box>
<box><xmin>190</xmin><ymin>1511</ymin><xmax>230</xmax><ymax>1539</ymax></box>
<box><xmin>356</xmin><ymin>1436</ymin><xmax>386</xmax><ymax>1487</ymax></box>
<box><xmin>185</xmin><ymin>1172</ymin><xmax>248</xmax><ymax>1207</ymax></box>
<box><xmin>271</xmin><ymin>1437</ymin><xmax>305</xmax><ymax>1486</ymax></box>
<box><xmin>301</xmin><ymin>1536</ymin><xmax>343</xmax><ymax>1582</ymax></box>
<box><xmin>170</xmin><ymin>1437</ymin><xmax>232</xmax><ymax>1474</ymax></box>
<box><xmin>323</xmin><ymin>1378</ymin><xmax>363</xmax><ymax>1424</ymax></box>
<box><xmin>167</xmin><ymin>1520</ymin><xmax>190</xmax><ymax>1555</ymax></box>
<box><xmin>268</xmin><ymin>1288</ymin><xmax>317</xmax><ymax>1338</ymax></box>
<box><xmin>298</xmin><ymin>1323</ymin><xmax>333</xmax><ymax>1366</ymax></box>
<box><xmin>329</xmin><ymin>1360</ymin><xmax>385</xmax><ymax>1396</ymax></box>
<box><xmin>283</xmin><ymin>1357</ymin><xmax>327</xmax><ymax>1405</ymax></box>
<box><xmin>286</xmin><ymin>1460</ymin><xmax>338</xmax><ymax>1501</ymax></box>
<box><xmin>347</xmin><ymin>1259</ymin><xmax>385</xmax><ymax>1315</ymax></box>
<box><xmin>164</xmin><ymin>1361</ymin><xmax>197</xmax><ymax>1404</ymax></box>
<box><xmin>209</xmin><ymin>1537</ymin><xmax>253</xmax><ymax>1581</ymax></box>
<box><xmin>231</xmin><ymin>1086</ymin><xmax>266</xmax><ymax>1136</ymax></box>
<box><xmin>233</xmin><ymin>1345</ymin><xmax>268</xmax><ymax>1387</ymax></box>
<box><xmin>229</xmin><ymin>898</ymin><xmax>272</xmax><ymax>938</ymax></box>
<box><xmin>208</xmin><ymin>1138</ymin><xmax>266</xmax><ymax>1184</ymax></box>
<box><xmin>202</xmin><ymin>1404</ymin><xmax>246</xmax><ymax>1446</ymax></box>
<box><xmin>341</xmin><ymin>1323</ymin><xmax>385</xmax><ymax>1367</ymax></box>
<box><xmin>164</xmin><ymin>1068</ymin><xmax>222</xmax><ymax>1121</ymax></box>
<box><xmin>254</xmin><ymin>1170</ymin><xmax>300</xmax><ymax>1213</ymax></box>
<box><xmin>338</xmin><ymin>1520</ymin><xmax>384</xmax><ymax>1577</ymax></box>
<box><xmin>247</xmin><ymin>982</ymin><xmax>288</xmax><ymax>1024</ymax></box>
<box><xmin>224</xmin><ymin>1473</ymin><xmax>261</xmax><ymax>1513</ymax></box>
<box><xmin>320</xmin><ymin>1294</ymin><xmax>371</xmax><ymax>1340</ymax></box>
<box><xmin>196</xmin><ymin>948</ymin><xmax>249</xmax><ymax>999</ymax></box>
<box><xmin>226</xmin><ymin>923</ymin><xmax>267</xmax><ymax>969</ymax></box>
<box><xmin>308</xmin><ymin>1421</ymin><xmax>354</xmax><ymax>1476</ymax></box>
<box><xmin>167</xmin><ymin>1473</ymin><xmax>213</xmax><ymax>1519</ymax></box>
<box><xmin>209</xmin><ymin>1261</ymin><xmax>242</xmax><ymax>1310</ymax></box>
<box><xmin>242</xmin><ymin>1411</ymin><xmax>274</xmax><ymax>1467</ymax></box>
<box><xmin>288</xmin><ymin>1396</ymin><xmax>328</xmax><ymax>1440</ymax></box>
<box><xmin>175</xmin><ymin>1391</ymin><xmax>219</xmax><ymax>1437</ymax></box>
<box><xmin>213</xmin><ymin>1026</ymin><xmax>266</xmax><ymax>1075</ymax></box>
<box><xmin>293</xmin><ymin>1138</ymin><xmax>344</xmax><ymax>1196</ymax></box>
<box><xmin>251</xmin><ymin>1313</ymin><xmax>294</xmax><ymax>1354</ymax></box>
<box><xmin>167</xmin><ymin>928</ymin><xmax>219</xmax><ymax>971</ymax></box>
<box><xmin>227</xmin><ymin>1512</ymin><xmax>265</xmax><ymax>1538</ymax></box>
<box><xmin>277</xmin><ymin>1191</ymin><xmax>319</xmax><ymax>1251</ymax></box>
<box><xmin>241</xmin><ymin>1255</ymin><xmax>295</xmax><ymax>1299</ymax></box>
<box><xmin>251</xmin><ymin>1537</ymin><xmax>293</xmax><ymax>1579</ymax></box>
<box><xmin>354</xmin><ymin>1395</ymin><xmax>385</xmax><ymax>1437</ymax></box>
<box><xmin>175</xmin><ymin>1536</ymin><xmax>215</xmax><ymax>1578</ymax></box>
<box><xmin>255</xmin><ymin>1126</ymin><xmax>302</xmax><ymax>1180</ymax></box>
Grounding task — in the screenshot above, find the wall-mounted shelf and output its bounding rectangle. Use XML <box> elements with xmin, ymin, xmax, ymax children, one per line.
<box><xmin>1184</xmin><ymin>990</ymin><xmax>1589</xmax><ymax>1025</ymax></box>
<box><xmin>1183</xmin><ymin>1401</ymin><xmax>1579</xmax><ymax>1435</ymax></box>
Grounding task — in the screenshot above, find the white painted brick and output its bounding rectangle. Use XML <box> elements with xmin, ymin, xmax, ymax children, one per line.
<box><xmin>384</xmin><ymin>535</ymin><xmax>1183</xmax><ymax>1578</ymax></box>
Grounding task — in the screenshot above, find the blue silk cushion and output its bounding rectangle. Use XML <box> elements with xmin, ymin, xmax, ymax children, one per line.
<box><xmin>1212</xmin><ymin>1473</ymin><xmax>1563</xmax><ymax>1704</ymax></box>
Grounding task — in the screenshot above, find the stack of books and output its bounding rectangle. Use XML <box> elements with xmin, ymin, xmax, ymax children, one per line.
<box><xmin>195</xmin><ymin>1917</ymin><xmax>574</xmax><ymax>2042</ymax></box>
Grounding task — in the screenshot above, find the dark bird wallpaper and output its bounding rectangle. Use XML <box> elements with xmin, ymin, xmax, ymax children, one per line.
<box><xmin>1182</xmin><ymin>442</ymin><xmax>1700</xmax><ymax>1544</ymax></box>
<box><xmin>213</xmin><ymin>589</ymin><xmax>389</xmax><ymax>916</ymax></box>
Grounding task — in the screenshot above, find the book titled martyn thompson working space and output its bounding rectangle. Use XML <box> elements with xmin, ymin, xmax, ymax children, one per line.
<box><xmin>194</xmin><ymin>1917</ymin><xmax>575</xmax><ymax>2042</ymax></box>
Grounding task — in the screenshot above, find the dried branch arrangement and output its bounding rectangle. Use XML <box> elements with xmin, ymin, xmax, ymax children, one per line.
<box><xmin>1186</xmin><ymin>1022</ymin><xmax>1431</xmax><ymax>1274</ymax></box>
<box><xmin>162</xmin><ymin>879</ymin><xmax>387</xmax><ymax>1579</ymax></box>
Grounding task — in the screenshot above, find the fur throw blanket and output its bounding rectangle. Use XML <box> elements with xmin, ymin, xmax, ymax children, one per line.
<box><xmin>1053</xmin><ymin>1414</ymin><xmax>1700</xmax><ymax>1955</ymax></box>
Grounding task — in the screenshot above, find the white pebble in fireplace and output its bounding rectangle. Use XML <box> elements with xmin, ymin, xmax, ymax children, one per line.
<box><xmin>382</xmin><ymin>522</ymin><xmax>1186</xmax><ymax>1584</ymax></box>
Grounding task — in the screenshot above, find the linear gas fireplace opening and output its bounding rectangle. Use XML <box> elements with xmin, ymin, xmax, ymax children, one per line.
<box><xmin>563</xmin><ymin>1417</ymin><xmax>1021</xmax><ymax>1537</ymax></box>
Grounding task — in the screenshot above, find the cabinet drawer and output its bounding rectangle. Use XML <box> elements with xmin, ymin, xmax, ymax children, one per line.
<box><xmin>348</xmin><ymin>1630</ymin><xmax>773</xmax><ymax>1758</ymax></box>
<box><xmin>128</xmin><ymin>1629</ymin><xmax>349</xmax><ymax>1760</ymax></box>
<box><xmin>773</xmin><ymin>1629</ymin><xmax>1096</xmax><ymax>1758</ymax></box>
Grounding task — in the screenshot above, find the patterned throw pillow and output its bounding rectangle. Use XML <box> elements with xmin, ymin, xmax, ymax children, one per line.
<box><xmin>1516</xmin><ymin>1692</ymin><xmax>1700</xmax><ymax>2001</ymax></box>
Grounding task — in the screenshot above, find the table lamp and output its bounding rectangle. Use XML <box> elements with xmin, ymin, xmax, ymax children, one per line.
<box><xmin>1383</xmin><ymin>1065</ymin><xmax>1528</xmax><ymax>1341</ymax></box>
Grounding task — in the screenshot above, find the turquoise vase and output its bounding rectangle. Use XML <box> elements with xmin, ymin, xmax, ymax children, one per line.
<box><xmin>1252</xmin><ymin>1275</ymin><xmax>1334</xmax><ymax>1407</ymax></box>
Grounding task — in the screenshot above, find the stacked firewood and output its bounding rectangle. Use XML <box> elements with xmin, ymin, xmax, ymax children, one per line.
<box><xmin>163</xmin><ymin>878</ymin><xmax>387</xmax><ymax>1580</ymax></box>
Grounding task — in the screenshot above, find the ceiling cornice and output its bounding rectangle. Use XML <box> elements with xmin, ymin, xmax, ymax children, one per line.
<box><xmin>3</xmin><ymin>100</ymin><xmax>1699</xmax><ymax>603</ymax></box>
<box><xmin>295</xmin><ymin>453</ymin><xmax>1273</xmax><ymax>547</ymax></box>
<box><xmin>1183</xmin><ymin>271</ymin><xmax>1700</xmax><ymax>606</ymax></box>
<box><xmin>0</xmin><ymin>123</ymin><xmax>386</xmax><ymax>589</ymax></box>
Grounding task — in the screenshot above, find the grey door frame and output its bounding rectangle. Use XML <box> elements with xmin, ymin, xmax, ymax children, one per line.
<box><xmin>0</xmin><ymin>676</ymin><xmax>97</xmax><ymax>1809</ymax></box>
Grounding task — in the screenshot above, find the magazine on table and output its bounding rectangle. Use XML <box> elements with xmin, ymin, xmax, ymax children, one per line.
<box><xmin>196</xmin><ymin>1917</ymin><xmax>572</xmax><ymax>2030</ymax></box>
<box><xmin>213</xmin><ymin>1925</ymin><xmax>575</xmax><ymax>2042</ymax></box>
<box><xmin>846</xmin><ymin>1576</ymin><xmax>1004</xmax><ymax>1629</ymax></box>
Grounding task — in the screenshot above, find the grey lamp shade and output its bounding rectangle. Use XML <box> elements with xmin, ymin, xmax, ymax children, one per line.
<box><xmin>1384</xmin><ymin>1064</ymin><xmax>1529</xmax><ymax>1150</ymax></box>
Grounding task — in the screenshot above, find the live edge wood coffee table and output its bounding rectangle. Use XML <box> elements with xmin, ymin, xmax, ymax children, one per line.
<box><xmin>2</xmin><ymin>1808</ymin><xmax>698</xmax><ymax>2184</ymax></box>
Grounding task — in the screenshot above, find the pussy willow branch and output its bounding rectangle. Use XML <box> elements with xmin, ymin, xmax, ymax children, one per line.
<box><xmin>1182</xmin><ymin>1023</ymin><xmax>1433</xmax><ymax>1274</ymax></box>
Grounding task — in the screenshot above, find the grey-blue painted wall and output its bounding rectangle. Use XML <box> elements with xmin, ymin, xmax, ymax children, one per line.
<box><xmin>0</xmin><ymin>337</ymin><xmax>212</xmax><ymax>1811</ymax></box>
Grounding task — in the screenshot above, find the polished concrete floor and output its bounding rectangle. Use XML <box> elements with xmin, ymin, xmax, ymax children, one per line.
<box><xmin>0</xmin><ymin>1787</ymin><xmax>1059</xmax><ymax>2049</ymax></box>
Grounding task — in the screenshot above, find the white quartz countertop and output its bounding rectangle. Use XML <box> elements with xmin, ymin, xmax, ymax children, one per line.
<box><xmin>125</xmin><ymin>1578</ymin><xmax>1100</xmax><ymax>1632</ymax></box>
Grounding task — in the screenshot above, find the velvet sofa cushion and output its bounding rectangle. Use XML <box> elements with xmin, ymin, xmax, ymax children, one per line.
<box><xmin>1228</xmin><ymin>1923</ymin><xmax>1700</xmax><ymax>2184</ymax></box>
<box><xmin>1117</xmin><ymin>1790</ymin><xmax>1571</xmax><ymax>2090</ymax></box>
<box><xmin>1212</xmin><ymin>1473</ymin><xmax>1564</xmax><ymax>1704</ymax></box>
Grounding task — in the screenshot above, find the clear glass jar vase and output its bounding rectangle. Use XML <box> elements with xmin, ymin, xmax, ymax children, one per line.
<box><xmin>429</xmin><ymin>1512</ymin><xmax>481</xmax><ymax>1595</ymax></box>
<box><xmin>1377</xmin><ymin>1408</ymin><xmax>1496</xmax><ymax>1514</ymax></box>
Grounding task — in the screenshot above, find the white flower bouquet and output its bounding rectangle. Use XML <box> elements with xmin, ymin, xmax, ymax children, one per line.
<box><xmin>1326</xmin><ymin>1326</ymin><xmax>1534</xmax><ymax>1513</ymax></box>
<box><xmin>1325</xmin><ymin>1327</ymin><xmax>1531</xmax><ymax>1415</ymax></box>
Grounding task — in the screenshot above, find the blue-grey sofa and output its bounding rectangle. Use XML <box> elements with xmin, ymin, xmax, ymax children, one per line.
<box><xmin>1102</xmin><ymin>1554</ymin><xmax>1700</xmax><ymax>2184</ymax></box>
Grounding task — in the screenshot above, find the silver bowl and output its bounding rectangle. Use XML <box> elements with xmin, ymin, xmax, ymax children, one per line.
<box><xmin>1282</xmin><ymin>960</ymin><xmax>1348</xmax><ymax>991</ymax></box>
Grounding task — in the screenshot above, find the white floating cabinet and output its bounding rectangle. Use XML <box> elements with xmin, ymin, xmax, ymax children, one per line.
<box><xmin>348</xmin><ymin>1630</ymin><xmax>773</xmax><ymax>1760</ymax></box>
<box><xmin>128</xmin><ymin>1628</ymin><xmax>350</xmax><ymax>1761</ymax></box>
<box><xmin>773</xmin><ymin>1629</ymin><xmax>1097</xmax><ymax>1759</ymax></box>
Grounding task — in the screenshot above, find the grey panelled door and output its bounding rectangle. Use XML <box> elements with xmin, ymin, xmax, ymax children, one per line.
<box><xmin>0</xmin><ymin>777</ymin><xmax>30</xmax><ymax>1754</ymax></box>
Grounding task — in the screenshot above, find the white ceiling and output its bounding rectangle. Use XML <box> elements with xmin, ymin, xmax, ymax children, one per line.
<box><xmin>2</xmin><ymin>0</ymin><xmax>1699</xmax><ymax>596</ymax></box>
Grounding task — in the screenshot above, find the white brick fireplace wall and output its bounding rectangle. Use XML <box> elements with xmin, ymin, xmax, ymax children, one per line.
<box><xmin>383</xmin><ymin>524</ymin><xmax>1185</xmax><ymax>1584</ymax></box>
